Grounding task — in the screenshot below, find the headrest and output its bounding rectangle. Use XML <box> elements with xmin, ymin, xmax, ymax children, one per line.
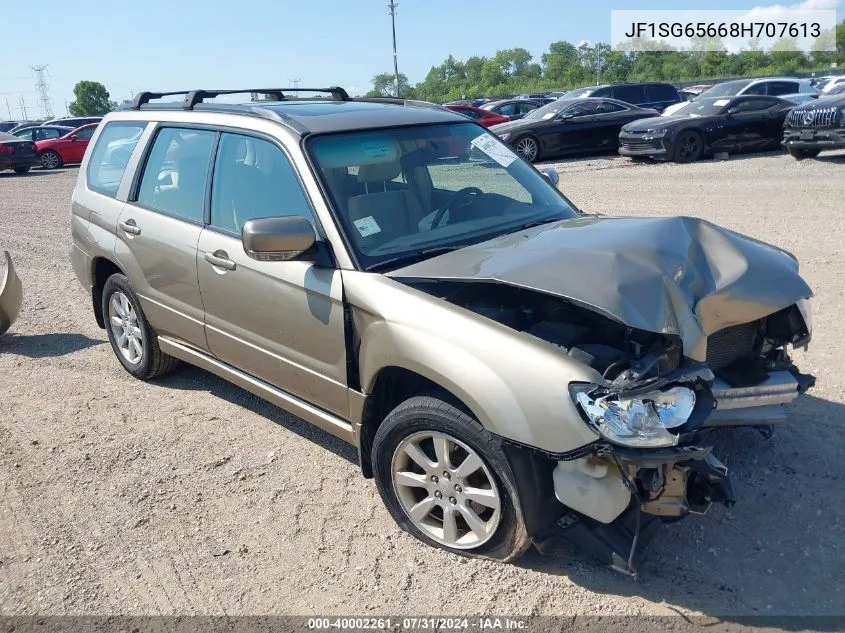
<box><xmin>357</xmin><ymin>160</ymin><xmax>401</xmax><ymax>183</ymax></box>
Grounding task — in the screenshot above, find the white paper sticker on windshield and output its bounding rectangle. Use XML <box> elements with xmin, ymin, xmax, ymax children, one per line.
<box><xmin>353</xmin><ymin>215</ymin><xmax>381</xmax><ymax>237</ymax></box>
<box><xmin>542</xmin><ymin>112</ymin><xmax>556</xmax><ymax>120</ymax></box>
<box><xmin>713</xmin><ymin>99</ymin><xmax>730</xmax><ymax>106</ymax></box>
<box><xmin>470</xmin><ymin>134</ymin><xmax>517</xmax><ymax>167</ymax></box>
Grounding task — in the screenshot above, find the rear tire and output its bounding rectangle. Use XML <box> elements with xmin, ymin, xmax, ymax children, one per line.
<box><xmin>372</xmin><ymin>396</ymin><xmax>530</xmax><ymax>562</ymax></box>
<box><xmin>101</xmin><ymin>273</ymin><xmax>178</xmax><ymax>380</ymax></box>
<box><xmin>788</xmin><ymin>146</ymin><xmax>821</xmax><ymax>160</ymax></box>
<box><xmin>13</xmin><ymin>166</ymin><xmax>31</xmax><ymax>175</ymax></box>
<box><xmin>39</xmin><ymin>150</ymin><xmax>62</xmax><ymax>170</ymax></box>
<box><xmin>673</xmin><ymin>130</ymin><xmax>704</xmax><ymax>163</ymax></box>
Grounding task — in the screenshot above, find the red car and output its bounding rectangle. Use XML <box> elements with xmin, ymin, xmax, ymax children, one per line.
<box><xmin>444</xmin><ymin>104</ymin><xmax>509</xmax><ymax>127</ymax></box>
<box><xmin>35</xmin><ymin>122</ymin><xmax>99</xmax><ymax>169</ymax></box>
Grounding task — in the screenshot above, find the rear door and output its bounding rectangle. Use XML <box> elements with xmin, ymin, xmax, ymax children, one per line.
<box><xmin>766</xmin><ymin>81</ymin><xmax>800</xmax><ymax>97</ymax></box>
<box><xmin>646</xmin><ymin>84</ymin><xmax>680</xmax><ymax>111</ymax></box>
<box><xmin>196</xmin><ymin>131</ymin><xmax>349</xmax><ymax>417</ymax></box>
<box><xmin>114</xmin><ymin>126</ymin><xmax>216</xmax><ymax>351</ymax></box>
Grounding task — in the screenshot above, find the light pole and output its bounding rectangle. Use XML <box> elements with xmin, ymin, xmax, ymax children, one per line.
<box><xmin>388</xmin><ymin>0</ymin><xmax>400</xmax><ymax>97</ymax></box>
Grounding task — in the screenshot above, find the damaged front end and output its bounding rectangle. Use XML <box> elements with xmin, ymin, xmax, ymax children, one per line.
<box><xmin>0</xmin><ymin>251</ymin><xmax>22</xmax><ymax>336</ymax></box>
<box><xmin>398</xmin><ymin>278</ymin><xmax>815</xmax><ymax>575</ymax></box>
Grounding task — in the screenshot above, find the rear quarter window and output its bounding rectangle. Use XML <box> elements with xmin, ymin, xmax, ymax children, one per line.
<box><xmin>86</xmin><ymin>122</ymin><xmax>148</xmax><ymax>198</ymax></box>
<box><xmin>612</xmin><ymin>85</ymin><xmax>647</xmax><ymax>104</ymax></box>
<box><xmin>647</xmin><ymin>84</ymin><xmax>679</xmax><ymax>102</ymax></box>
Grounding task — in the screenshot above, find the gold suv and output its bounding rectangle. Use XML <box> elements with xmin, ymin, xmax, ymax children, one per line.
<box><xmin>70</xmin><ymin>87</ymin><xmax>815</xmax><ymax>575</ymax></box>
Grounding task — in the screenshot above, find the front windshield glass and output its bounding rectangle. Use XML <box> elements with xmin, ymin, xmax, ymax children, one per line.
<box><xmin>671</xmin><ymin>99</ymin><xmax>728</xmax><ymax>117</ymax></box>
<box><xmin>308</xmin><ymin>122</ymin><xmax>579</xmax><ymax>271</ymax></box>
<box><xmin>524</xmin><ymin>100</ymin><xmax>569</xmax><ymax>120</ymax></box>
<box><xmin>697</xmin><ymin>81</ymin><xmax>749</xmax><ymax>98</ymax></box>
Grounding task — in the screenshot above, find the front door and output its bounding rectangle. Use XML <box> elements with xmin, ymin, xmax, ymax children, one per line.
<box><xmin>196</xmin><ymin>131</ymin><xmax>349</xmax><ymax>418</ymax></box>
<box><xmin>65</xmin><ymin>125</ymin><xmax>96</xmax><ymax>163</ymax></box>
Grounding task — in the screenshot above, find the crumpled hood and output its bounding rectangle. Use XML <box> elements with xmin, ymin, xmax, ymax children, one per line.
<box><xmin>387</xmin><ymin>215</ymin><xmax>813</xmax><ymax>361</ymax></box>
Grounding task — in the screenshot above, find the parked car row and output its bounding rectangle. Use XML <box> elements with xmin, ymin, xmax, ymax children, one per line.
<box><xmin>0</xmin><ymin>120</ymin><xmax>100</xmax><ymax>175</ymax></box>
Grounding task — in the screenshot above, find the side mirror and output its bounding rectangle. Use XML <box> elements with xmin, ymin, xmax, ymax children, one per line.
<box><xmin>725</xmin><ymin>106</ymin><xmax>740</xmax><ymax>116</ymax></box>
<box><xmin>242</xmin><ymin>216</ymin><xmax>317</xmax><ymax>262</ymax></box>
<box><xmin>558</xmin><ymin>114</ymin><xmax>573</xmax><ymax>122</ymax></box>
<box><xmin>540</xmin><ymin>167</ymin><xmax>559</xmax><ymax>186</ymax></box>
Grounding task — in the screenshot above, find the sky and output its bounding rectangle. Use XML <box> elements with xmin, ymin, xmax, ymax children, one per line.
<box><xmin>1</xmin><ymin>0</ymin><xmax>840</xmax><ymax>120</ymax></box>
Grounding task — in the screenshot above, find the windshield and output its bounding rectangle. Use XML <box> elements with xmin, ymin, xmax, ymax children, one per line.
<box><xmin>697</xmin><ymin>81</ymin><xmax>750</xmax><ymax>98</ymax></box>
<box><xmin>308</xmin><ymin>122</ymin><xmax>579</xmax><ymax>271</ymax></box>
<box><xmin>524</xmin><ymin>100</ymin><xmax>569</xmax><ymax>120</ymax></box>
<box><xmin>670</xmin><ymin>99</ymin><xmax>728</xmax><ymax>117</ymax></box>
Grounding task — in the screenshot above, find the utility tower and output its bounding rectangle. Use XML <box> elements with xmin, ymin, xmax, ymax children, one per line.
<box><xmin>31</xmin><ymin>64</ymin><xmax>54</xmax><ymax>119</ymax></box>
<box><xmin>387</xmin><ymin>0</ymin><xmax>400</xmax><ymax>97</ymax></box>
<box><xmin>289</xmin><ymin>78</ymin><xmax>302</xmax><ymax>89</ymax></box>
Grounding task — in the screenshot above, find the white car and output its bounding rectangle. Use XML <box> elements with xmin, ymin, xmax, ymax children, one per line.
<box><xmin>660</xmin><ymin>77</ymin><xmax>819</xmax><ymax>117</ymax></box>
<box><xmin>821</xmin><ymin>76</ymin><xmax>845</xmax><ymax>93</ymax></box>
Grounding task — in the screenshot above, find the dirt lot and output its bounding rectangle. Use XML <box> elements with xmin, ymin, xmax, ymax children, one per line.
<box><xmin>1</xmin><ymin>151</ymin><xmax>843</xmax><ymax>619</ymax></box>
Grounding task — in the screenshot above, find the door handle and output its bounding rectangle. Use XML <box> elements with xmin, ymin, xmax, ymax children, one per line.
<box><xmin>119</xmin><ymin>219</ymin><xmax>141</xmax><ymax>236</ymax></box>
<box><xmin>204</xmin><ymin>250</ymin><xmax>237</xmax><ymax>271</ymax></box>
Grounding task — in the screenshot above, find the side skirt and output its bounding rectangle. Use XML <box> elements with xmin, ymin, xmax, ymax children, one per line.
<box><xmin>158</xmin><ymin>337</ymin><xmax>356</xmax><ymax>445</ymax></box>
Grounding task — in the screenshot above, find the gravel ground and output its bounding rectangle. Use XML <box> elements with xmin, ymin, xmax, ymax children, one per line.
<box><xmin>1</xmin><ymin>151</ymin><xmax>843</xmax><ymax>619</ymax></box>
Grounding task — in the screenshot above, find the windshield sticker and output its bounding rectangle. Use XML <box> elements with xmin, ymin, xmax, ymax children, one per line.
<box><xmin>360</xmin><ymin>141</ymin><xmax>393</xmax><ymax>158</ymax></box>
<box><xmin>353</xmin><ymin>215</ymin><xmax>382</xmax><ymax>237</ymax></box>
<box><xmin>713</xmin><ymin>99</ymin><xmax>730</xmax><ymax>106</ymax></box>
<box><xmin>542</xmin><ymin>112</ymin><xmax>556</xmax><ymax>120</ymax></box>
<box><xmin>470</xmin><ymin>134</ymin><xmax>517</xmax><ymax>167</ymax></box>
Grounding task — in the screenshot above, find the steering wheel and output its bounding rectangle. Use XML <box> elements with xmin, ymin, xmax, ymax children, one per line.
<box><xmin>431</xmin><ymin>187</ymin><xmax>483</xmax><ymax>228</ymax></box>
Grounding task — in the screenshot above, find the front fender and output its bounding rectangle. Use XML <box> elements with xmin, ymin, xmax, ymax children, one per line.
<box><xmin>343</xmin><ymin>271</ymin><xmax>601</xmax><ymax>454</ymax></box>
<box><xmin>0</xmin><ymin>251</ymin><xmax>23</xmax><ymax>336</ymax></box>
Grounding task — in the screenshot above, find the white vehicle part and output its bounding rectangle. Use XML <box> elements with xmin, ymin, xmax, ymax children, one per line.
<box><xmin>0</xmin><ymin>251</ymin><xmax>22</xmax><ymax>336</ymax></box>
<box><xmin>553</xmin><ymin>457</ymin><xmax>631</xmax><ymax>524</ymax></box>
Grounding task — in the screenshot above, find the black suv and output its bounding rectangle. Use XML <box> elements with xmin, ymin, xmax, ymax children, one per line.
<box><xmin>566</xmin><ymin>83</ymin><xmax>680</xmax><ymax>112</ymax></box>
<box><xmin>782</xmin><ymin>93</ymin><xmax>845</xmax><ymax>159</ymax></box>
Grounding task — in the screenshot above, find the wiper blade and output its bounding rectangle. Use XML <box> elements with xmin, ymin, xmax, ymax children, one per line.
<box><xmin>366</xmin><ymin>246</ymin><xmax>460</xmax><ymax>272</ymax></box>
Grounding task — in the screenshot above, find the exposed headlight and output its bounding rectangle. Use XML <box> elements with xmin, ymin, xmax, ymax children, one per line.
<box><xmin>572</xmin><ymin>385</ymin><xmax>696</xmax><ymax>448</ymax></box>
<box><xmin>646</xmin><ymin>128</ymin><xmax>669</xmax><ymax>136</ymax></box>
<box><xmin>498</xmin><ymin>132</ymin><xmax>512</xmax><ymax>142</ymax></box>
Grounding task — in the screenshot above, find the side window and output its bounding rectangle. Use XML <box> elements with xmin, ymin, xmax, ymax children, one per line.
<box><xmin>736</xmin><ymin>98</ymin><xmax>775</xmax><ymax>112</ymax></box>
<box><xmin>136</xmin><ymin>127</ymin><xmax>216</xmax><ymax>222</ymax></box>
<box><xmin>597</xmin><ymin>101</ymin><xmax>626</xmax><ymax>114</ymax></box>
<box><xmin>210</xmin><ymin>132</ymin><xmax>313</xmax><ymax>235</ymax></box>
<box><xmin>590</xmin><ymin>87</ymin><xmax>611</xmax><ymax>98</ymax></box>
<box><xmin>647</xmin><ymin>84</ymin><xmax>678</xmax><ymax>102</ymax></box>
<box><xmin>86</xmin><ymin>122</ymin><xmax>148</xmax><ymax>198</ymax></box>
<box><xmin>563</xmin><ymin>102</ymin><xmax>600</xmax><ymax>117</ymax></box>
<box><xmin>74</xmin><ymin>126</ymin><xmax>96</xmax><ymax>140</ymax></box>
<box><xmin>767</xmin><ymin>81</ymin><xmax>798</xmax><ymax>96</ymax></box>
<box><xmin>496</xmin><ymin>104</ymin><xmax>517</xmax><ymax>116</ymax></box>
<box><xmin>14</xmin><ymin>129</ymin><xmax>34</xmax><ymax>141</ymax></box>
<box><xmin>36</xmin><ymin>128</ymin><xmax>61</xmax><ymax>140</ymax></box>
<box><xmin>743</xmin><ymin>83</ymin><xmax>767</xmax><ymax>95</ymax></box>
<box><xmin>612</xmin><ymin>85</ymin><xmax>647</xmax><ymax>104</ymax></box>
<box><xmin>518</xmin><ymin>102</ymin><xmax>540</xmax><ymax>114</ymax></box>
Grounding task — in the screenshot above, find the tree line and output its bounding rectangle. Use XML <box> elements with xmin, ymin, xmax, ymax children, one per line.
<box><xmin>367</xmin><ymin>20</ymin><xmax>845</xmax><ymax>102</ymax></box>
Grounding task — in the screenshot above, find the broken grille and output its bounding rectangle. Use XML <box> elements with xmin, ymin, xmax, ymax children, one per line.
<box><xmin>706</xmin><ymin>322</ymin><xmax>761</xmax><ymax>370</ymax></box>
<box><xmin>788</xmin><ymin>107</ymin><xmax>839</xmax><ymax>129</ymax></box>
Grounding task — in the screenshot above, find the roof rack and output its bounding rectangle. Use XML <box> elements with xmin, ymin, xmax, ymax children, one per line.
<box><xmin>130</xmin><ymin>87</ymin><xmax>351</xmax><ymax>111</ymax></box>
<box><xmin>182</xmin><ymin>87</ymin><xmax>350</xmax><ymax>109</ymax></box>
<box><xmin>131</xmin><ymin>90</ymin><xmax>192</xmax><ymax>110</ymax></box>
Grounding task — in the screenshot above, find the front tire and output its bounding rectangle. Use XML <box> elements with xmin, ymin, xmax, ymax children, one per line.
<box><xmin>788</xmin><ymin>146</ymin><xmax>821</xmax><ymax>160</ymax></box>
<box><xmin>514</xmin><ymin>135</ymin><xmax>540</xmax><ymax>163</ymax></box>
<box><xmin>40</xmin><ymin>150</ymin><xmax>62</xmax><ymax>170</ymax></box>
<box><xmin>101</xmin><ymin>273</ymin><xmax>178</xmax><ymax>380</ymax></box>
<box><xmin>673</xmin><ymin>130</ymin><xmax>704</xmax><ymax>163</ymax></box>
<box><xmin>372</xmin><ymin>396</ymin><xmax>530</xmax><ymax>562</ymax></box>
<box><xmin>13</xmin><ymin>166</ymin><xmax>31</xmax><ymax>175</ymax></box>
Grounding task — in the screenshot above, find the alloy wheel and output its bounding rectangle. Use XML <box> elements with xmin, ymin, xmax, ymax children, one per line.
<box><xmin>515</xmin><ymin>137</ymin><xmax>538</xmax><ymax>162</ymax></box>
<box><xmin>677</xmin><ymin>133</ymin><xmax>701</xmax><ymax>161</ymax></box>
<box><xmin>40</xmin><ymin>151</ymin><xmax>60</xmax><ymax>169</ymax></box>
<box><xmin>108</xmin><ymin>291</ymin><xmax>144</xmax><ymax>365</ymax></box>
<box><xmin>391</xmin><ymin>431</ymin><xmax>501</xmax><ymax>549</ymax></box>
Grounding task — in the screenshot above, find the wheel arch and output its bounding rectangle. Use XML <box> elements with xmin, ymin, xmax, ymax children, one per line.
<box><xmin>357</xmin><ymin>365</ymin><xmax>475</xmax><ymax>478</ymax></box>
<box><xmin>90</xmin><ymin>257</ymin><xmax>126</xmax><ymax>328</ymax></box>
